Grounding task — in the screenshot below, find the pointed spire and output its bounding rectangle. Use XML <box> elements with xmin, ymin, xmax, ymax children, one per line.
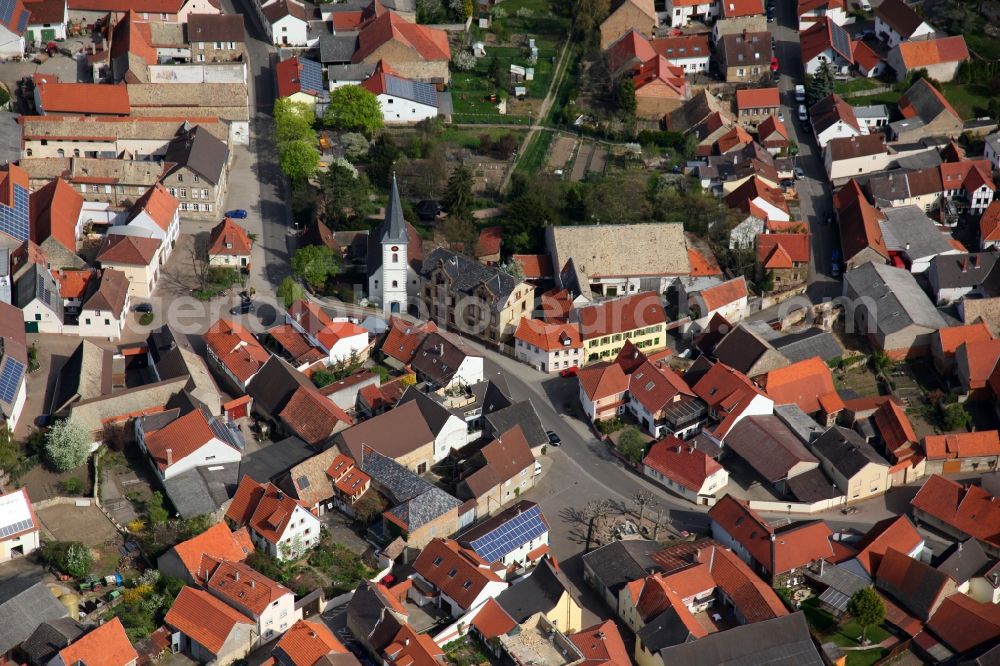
<box><xmin>382</xmin><ymin>172</ymin><xmax>408</xmax><ymax>244</ymax></box>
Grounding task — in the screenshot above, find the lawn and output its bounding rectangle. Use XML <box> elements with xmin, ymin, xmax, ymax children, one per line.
<box><xmin>498</xmin><ymin>0</ymin><xmax>569</xmax><ymax>34</ymax></box>
<box><xmin>801</xmin><ymin>598</ymin><xmax>891</xmax><ymax>652</ymax></box>
<box><xmin>966</xmin><ymin>32</ymin><xmax>1000</xmax><ymax>61</ymax></box>
<box><xmin>847</xmin><ymin>90</ymin><xmax>902</xmax><ymax>107</ymax></box>
<box><xmin>515</xmin><ymin>129</ymin><xmax>553</xmax><ymax>176</ymax></box>
<box><xmin>834</xmin><ymin>77</ymin><xmax>888</xmax><ymax>95</ymax></box>
<box><xmin>939</xmin><ymin>81</ymin><xmax>993</xmax><ymax>119</ymax></box>
<box><xmin>846</xmin><ymin>648</ymin><xmax>889</xmax><ymax>666</ymax></box>
<box><xmin>449</xmin><ymin>40</ymin><xmax>559</xmax><ymax>123</ymax></box>
<box><xmin>439</xmin><ymin>126</ymin><xmax>527</xmax><ymax>149</ymax></box>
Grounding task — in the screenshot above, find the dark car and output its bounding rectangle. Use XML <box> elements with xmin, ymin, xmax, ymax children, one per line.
<box><xmin>133</xmin><ymin>303</ymin><xmax>153</xmax><ymax>313</ymax></box>
<box><xmin>416</xmin><ymin>200</ymin><xmax>442</xmax><ymax>221</ymax></box>
<box><xmin>229</xmin><ymin>301</ymin><xmax>256</xmax><ymax>315</ymax></box>
<box><xmin>225</xmin><ymin>209</ymin><xmax>248</xmax><ymax>219</ymax></box>
<box><xmin>546</xmin><ymin>430</ymin><xmax>561</xmax><ymax>446</ymax></box>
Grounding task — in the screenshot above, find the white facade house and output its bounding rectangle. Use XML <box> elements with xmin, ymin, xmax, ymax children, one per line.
<box><xmin>263</xmin><ymin>0</ymin><xmax>310</xmax><ymax>47</ymax></box>
<box><xmin>875</xmin><ymin>0</ymin><xmax>934</xmax><ymax>49</ymax></box>
<box><xmin>642</xmin><ymin>440</ymin><xmax>730</xmax><ymax>503</ymax></box>
<box><xmin>663</xmin><ymin>0</ymin><xmax>716</xmax><ymax>26</ymax></box>
<box><xmin>824</xmin><ymin>135</ymin><xmax>893</xmax><ymax>183</ymax></box>
<box><xmin>228</xmin><ymin>478</ymin><xmax>322</xmax><ymax>561</ymax></box>
<box><xmin>26</xmin><ymin>0</ymin><xmax>69</xmax><ymax>44</ymax></box>
<box><xmin>119</xmin><ymin>183</ymin><xmax>181</xmax><ymax>264</ymax></box>
<box><xmin>361</xmin><ymin>62</ymin><xmax>440</xmax><ymax>124</ymax></box>
<box><xmin>176</xmin><ymin>0</ymin><xmax>223</xmax><ymax>22</ymax></box>
<box><xmin>813</xmin><ymin>112</ymin><xmax>868</xmax><ymax>149</ymax></box>
<box><xmin>17</xmin><ymin>266</ymin><xmax>63</xmax><ymax>334</ymax></box>
<box><xmin>285</xmin><ymin>301</ymin><xmax>371</xmax><ymax>365</ymax></box>
<box><xmin>256</xmin><ymin>502</ymin><xmax>319</xmax><ymax>560</ymax></box>
<box><xmin>0</xmin><ymin>489</ymin><xmax>40</xmax><ymax>563</ymax></box>
<box><xmin>206</xmin><ymin>561</ymin><xmax>302</xmax><ymax>645</ymax></box>
<box><xmin>689</xmin><ymin>277</ymin><xmax>748</xmax><ymax>329</ymax></box>
<box><xmin>135</xmin><ymin>409</ymin><xmax>243</xmax><ymax>481</ymax></box>
<box><xmin>513</xmin><ymin>319</ymin><xmax>583</xmax><ymax>374</ymax></box>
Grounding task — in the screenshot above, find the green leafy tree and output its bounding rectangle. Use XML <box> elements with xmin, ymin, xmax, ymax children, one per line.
<box><xmin>757</xmin><ymin>270</ymin><xmax>775</xmax><ymax>293</ymax></box>
<box><xmin>572</xmin><ymin>0</ymin><xmax>610</xmax><ymax>42</ymax></box>
<box><xmin>487</xmin><ymin>55</ymin><xmax>504</xmax><ymax>89</ymax></box>
<box><xmin>941</xmin><ymin>402</ymin><xmax>971</xmax><ymax>431</ymax></box>
<box><xmin>147</xmin><ymin>491</ymin><xmax>168</xmax><ymax>526</ymax></box>
<box><xmin>291</xmin><ymin>245</ymin><xmax>341</xmax><ymax>292</ymax></box>
<box><xmin>367</xmin><ymin>134</ymin><xmax>401</xmax><ymax>188</ymax></box>
<box><xmin>44</xmin><ymin>419</ymin><xmax>90</xmax><ymax>472</ymax></box>
<box><xmin>870</xmin><ymin>350</ymin><xmax>892</xmax><ymax>375</ymax></box>
<box><xmin>322</xmin><ymin>163</ymin><xmax>374</xmax><ymax>228</ymax></box>
<box><xmin>616</xmin><ymin>426</ymin><xmax>646</xmax><ymax>464</ymax></box>
<box><xmin>847</xmin><ymin>587</ymin><xmax>886</xmax><ymax>644</ymax></box>
<box><xmin>279</xmin><ymin>139</ymin><xmax>320</xmax><ymax>183</ymax></box>
<box><xmin>613</xmin><ymin>77</ymin><xmax>637</xmax><ymax>116</ymax></box>
<box><xmin>277</xmin><ymin>276</ymin><xmax>306</xmax><ymax>308</ymax></box>
<box><xmin>273</xmin><ymin>98</ymin><xmax>316</xmax><ymax>145</ymax></box>
<box><xmin>806</xmin><ymin>62</ymin><xmax>834</xmax><ymax>107</ymax></box>
<box><xmin>44</xmin><ymin>541</ymin><xmax>93</xmax><ymax>578</ymax></box>
<box><xmin>443</xmin><ymin>165</ymin><xmax>474</xmax><ymax>217</ymax></box>
<box><xmin>324</xmin><ymin>85</ymin><xmax>384</xmax><ymax>136</ymax></box>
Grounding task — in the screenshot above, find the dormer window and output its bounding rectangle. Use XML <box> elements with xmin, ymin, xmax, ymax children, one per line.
<box><xmin>448</xmin><ymin>568</ymin><xmax>457</xmax><ymax>577</ymax></box>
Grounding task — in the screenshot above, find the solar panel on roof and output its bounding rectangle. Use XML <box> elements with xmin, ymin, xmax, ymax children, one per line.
<box><xmin>0</xmin><ymin>184</ymin><xmax>29</xmax><ymax>243</ymax></box>
<box><xmin>299</xmin><ymin>58</ymin><xmax>324</xmax><ymax>94</ymax></box>
<box><xmin>0</xmin><ymin>518</ymin><xmax>33</xmax><ymax>538</ymax></box>
<box><xmin>0</xmin><ymin>0</ymin><xmax>15</xmax><ymax>23</ymax></box>
<box><xmin>0</xmin><ymin>358</ymin><xmax>24</xmax><ymax>405</ymax></box>
<box><xmin>830</xmin><ymin>22</ymin><xmax>851</xmax><ymax>60</ymax></box>
<box><xmin>469</xmin><ymin>505</ymin><xmax>547</xmax><ymax>563</ymax></box>
<box><xmin>16</xmin><ymin>9</ymin><xmax>27</xmax><ymax>32</ymax></box>
<box><xmin>384</xmin><ymin>75</ymin><xmax>437</xmax><ymax>108</ymax></box>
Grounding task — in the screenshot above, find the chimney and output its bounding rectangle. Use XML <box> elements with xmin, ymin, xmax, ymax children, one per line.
<box><xmin>959</xmin><ymin>542</ymin><xmax>963</xmax><ymax>552</ymax></box>
<box><xmin>597</xmin><ymin>631</ymin><xmax>606</xmax><ymax>640</ymax></box>
<box><xmin>235</xmin><ymin>571</ymin><xmax>240</xmax><ymax>581</ymax></box>
<box><xmin>404</xmin><ymin>638</ymin><xmax>410</xmax><ymax>646</ymax></box>
<box><xmin>166</xmin><ymin>448</ymin><xmax>173</xmax><ymax>466</ymax></box>
<box><xmin>820</xmin><ymin>558</ymin><xmax>825</xmax><ymax>575</ymax></box>
<box><xmin>250</xmin><ymin>579</ymin><xmax>255</xmax><ymax>588</ymax></box>
<box><xmin>676</xmin><ymin>445</ymin><xmax>682</xmax><ymax>453</ymax></box>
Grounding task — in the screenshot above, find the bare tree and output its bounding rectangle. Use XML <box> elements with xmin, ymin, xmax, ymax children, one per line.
<box><xmin>649</xmin><ymin>504</ymin><xmax>670</xmax><ymax>541</ymax></box>
<box><xmin>584</xmin><ymin>498</ymin><xmax>614</xmax><ymax>551</ymax></box>
<box><xmin>632</xmin><ymin>490</ymin><xmax>654</xmax><ymax>523</ymax></box>
<box><xmin>189</xmin><ymin>233</ymin><xmax>212</xmax><ymax>292</ymax></box>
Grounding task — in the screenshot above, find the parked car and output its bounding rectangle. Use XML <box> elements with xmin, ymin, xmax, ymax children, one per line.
<box><xmin>770</xmin><ymin>57</ymin><xmax>779</xmax><ymax>72</ymax></box>
<box><xmin>831</xmin><ymin>249</ymin><xmax>842</xmax><ymax>277</ymax></box>
<box><xmin>794</xmin><ymin>85</ymin><xmax>806</xmax><ymax>102</ymax></box>
<box><xmin>797</xmin><ymin>104</ymin><xmax>808</xmax><ymax>121</ymax></box>
<box><xmin>133</xmin><ymin>303</ymin><xmax>153</xmax><ymax>313</ymax></box>
<box><xmin>794</xmin><ymin>166</ymin><xmax>805</xmax><ymax>179</ymax></box>
<box><xmin>225</xmin><ymin>209</ymin><xmax>248</xmax><ymax>219</ymax></box>
<box><xmin>559</xmin><ymin>366</ymin><xmax>578</xmax><ymax>378</ymax></box>
<box><xmin>766</xmin><ymin>6</ymin><xmax>774</xmax><ymax>21</ymax></box>
<box><xmin>229</xmin><ymin>301</ymin><xmax>256</xmax><ymax>315</ymax></box>
<box><xmin>546</xmin><ymin>430</ymin><xmax>562</xmax><ymax>446</ymax></box>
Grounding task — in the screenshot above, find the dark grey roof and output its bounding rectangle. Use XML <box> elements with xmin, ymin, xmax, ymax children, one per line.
<box><xmin>0</xmin><ymin>582</ymin><xmax>69</xmax><ymax>655</ymax></box>
<box><xmin>774</xmin><ymin>404</ymin><xmax>825</xmax><ymax>445</ymax></box>
<box><xmin>787</xmin><ymin>467</ymin><xmax>841</xmax><ymax>503</ymax></box>
<box><xmin>484</xmin><ymin>399</ymin><xmax>547</xmax><ymax>449</ymax></box>
<box><xmin>162</xmin><ymin>462</ymin><xmax>239</xmax><ymax>518</ymax></box>
<box><xmin>879</xmin><ymin>206</ymin><xmax>954</xmax><ymax>260</ymax></box>
<box><xmin>163</xmin><ymin>125</ymin><xmax>229</xmax><ymax>185</ymax></box>
<box><xmin>936</xmin><ymin>539</ymin><xmax>991</xmax><ymax>585</ymax></box>
<box><xmin>239</xmin><ymin>435</ymin><xmax>314</xmax><ymax>483</ymax></box>
<box><xmin>712</xmin><ymin>325</ymin><xmax>773</xmax><ymax>374</ymax></box>
<box><xmin>382</xmin><ymin>174</ymin><xmax>408</xmax><ymax>244</ymax></box>
<box><xmin>14</xmin><ymin>264</ymin><xmax>62</xmax><ymax>319</ymax></box>
<box><xmin>900</xmin><ymin>78</ymin><xmax>955</xmax><ymax>125</ymax></box>
<box><xmin>319</xmin><ymin>33</ymin><xmax>358</xmax><ymax>63</ymax></box>
<box><xmin>138</xmin><ymin>408</ymin><xmax>181</xmax><ymax>433</ymax></box>
<box><xmin>811</xmin><ymin>426</ymin><xmax>890</xmax><ymax>478</ymax></box>
<box><xmin>327</xmin><ymin>63</ymin><xmax>377</xmax><ymax>83</ymax></box>
<box><xmin>360</xmin><ymin>447</ymin><xmax>461</xmax><ymax>531</ymax></box>
<box><xmin>410</xmin><ymin>331</ymin><xmax>477</xmax><ymax>387</ymax></box>
<box><xmin>724</xmin><ymin>415</ymin><xmax>819</xmax><ymax>483</ymax></box>
<box><xmin>657</xmin><ymin>612</ymin><xmax>824</xmax><ymax>665</ymax></box>
<box><xmin>396</xmin><ymin>385</ymin><xmax>455</xmax><ymax>436</ymax></box>
<box><xmin>419</xmin><ymin>247</ymin><xmax>520</xmax><ymax>312</ymax></box>
<box><xmin>20</xmin><ymin>618</ymin><xmax>86</xmax><ymax>665</ymax></box>
<box><xmin>580</xmin><ymin>539</ymin><xmax>662</xmax><ymax>597</ymax></box>
<box><xmin>345</xmin><ymin>581</ymin><xmax>403</xmax><ymax>652</ymax></box>
<box><xmin>844</xmin><ymin>262</ymin><xmax>947</xmax><ymax>335</ymax></box>
<box><xmin>383</xmin><ymin>74</ymin><xmax>438</xmax><ymax>107</ymax></box>
<box><xmin>495</xmin><ymin>558</ymin><xmax>572</xmax><ymax>623</ymax></box>
<box><xmin>246</xmin><ymin>356</ymin><xmax>312</xmax><ymax>418</ymax></box>
<box><xmin>185</xmin><ymin>13</ymin><xmax>245</xmax><ymax>42</ymax></box>
<box><xmin>49</xmin><ymin>340</ymin><xmax>112</xmax><ymax>415</ymax></box>
<box><xmin>639</xmin><ymin>606</ymin><xmax>700</xmax><ymax>652</ymax></box>
<box><xmin>929</xmin><ymin>252</ymin><xmax>999</xmax><ymax>290</ymax></box>
<box><xmin>771</xmin><ymin>328</ymin><xmax>843</xmax><ymax>364</ymax></box>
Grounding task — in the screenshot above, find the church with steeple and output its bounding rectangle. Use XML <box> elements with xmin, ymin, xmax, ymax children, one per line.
<box><xmin>366</xmin><ymin>175</ymin><xmax>422</xmax><ymax>315</ymax></box>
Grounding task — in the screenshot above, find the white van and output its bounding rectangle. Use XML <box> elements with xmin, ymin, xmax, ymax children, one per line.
<box><xmin>794</xmin><ymin>85</ymin><xmax>806</xmax><ymax>103</ymax></box>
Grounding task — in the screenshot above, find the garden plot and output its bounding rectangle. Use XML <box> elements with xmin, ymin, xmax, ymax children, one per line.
<box><xmin>546</xmin><ymin>134</ymin><xmax>577</xmax><ymax>172</ymax></box>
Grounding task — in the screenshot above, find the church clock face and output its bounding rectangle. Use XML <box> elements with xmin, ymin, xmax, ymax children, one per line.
<box><xmin>391</xmin><ymin>246</ymin><xmax>399</xmax><ymax>251</ymax></box>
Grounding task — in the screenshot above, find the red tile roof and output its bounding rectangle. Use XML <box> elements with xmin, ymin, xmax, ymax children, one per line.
<box><xmin>207</xmin><ymin>560</ymin><xmax>293</xmax><ymax>616</ymax></box>
<box><xmin>757</xmin><ymin>114</ymin><xmax>789</xmax><ymax>144</ymax></box>
<box><xmin>381</xmin><ymin>316</ymin><xmax>438</xmax><ymax>365</ymax></box>
<box><xmin>275</xmin><ymin>56</ymin><xmax>324</xmax><ymax>98</ymax></box>
<box><xmin>687</xmin><ymin>245</ymin><xmax>722</xmax><ymax>277</ymax></box>
<box><xmin>709</xmin><ymin>495</ymin><xmax>834</xmax><ymax>575</ymax></box>
<box><xmin>412</xmin><ymin>538</ymin><xmax>503</xmax><ymax>610</ymax></box>
<box><xmin>759</xmin><ymin>357</ymin><xmax>838</xmax><ymax>414</ymax></box>
<box><xmin>576</xmin><ymin>291</ymin><xmax>666</xmax><ymax>340</ymax></box>
<box><xmin>353</xmin><ymin>10</ymin><xmax>450</xmax><ymax>64</ymax></box>
<box><xmin>725</xmin><ymin>176</ymin><xmax>790</xmax><ymax>219</ymax></box>
<box><xmin>514</xmin><ymin>318</ymin><xmax>582</xmax><ymax>352</ymax></box>
<box><xmin>143</xmin><ymin>409</ymin><xmax>227</xmax><ymax>471</ymax></box>
<box><xmin>279</xmin><ymin>386</ymin><xmax>353</xmax><ymax>447</ymax></box>
<box><xmin>606</xmin><ymin>28</ymin><xmax>657</xmax><ymax>74</ymax></box>
<box><xmin>269</xmin><ymin>324</ymin><xmax>326</xmax><ymax>366</ymax></box>
<box><xmin>632</xmin><ymin>56</ymin><xmax>687</xmax><ymax>97</ymax></box>
<box><xmin>273</xmin><ymin>619</ymin><xmax>349</xmax><ymax>666</ymax></box>
<box><xmin>872</xmin><ymin>399</ymin><xmax>918</xmax><ymax>455</ymax></box>
<box><xmin>800</xmin><ymin>17</ymin><xmax>853</xmax><ymax>64</ymax></box>
<box><xmin>384</xmin><ymin>625</ymin><xmax>444</xmax><ymax>666</ymax></box>
<box><xmin>540</xmin><ymin>288</ymin><xmax>574</xmax><ymax>323</ymax></box>
<box><xmin>690</xmin><ymin>361</ymin><xmax>768</xmax><ymax>437</ymax></box>
<box><xmin>97</xmin><ymin>233</ymin><xmax>160</xmax><ymax>266</ymax></box>
<box><xmin>981</xmin><ymin>201</ymin><xmax>1000</xmax><ymax>242</ymax></box>
<box><xmin>58</xmin><ymin>618</ymin><xmax>137</xmax><ymax>666</ymax></box>
<box><xmin>287</xmin><ymin>300</ymin><xmax>368</xmax><ymax>351</ymax></box>
<box><xmin>924</xmin><ymin>430</ymin><xmax>1000</xmax><ymax>460</ymax></box>
<box><xmin>226</xmin><ymin>476</ymin><xmax>309</xmax><ymax>545</ymax></box>
<box><xmin>936</xmin><ymin>322</ymin><xmax>995</xmax><ymax>357</ymax></box>
<box><xmin>53</xmin><ymin>269</ymin><xmax>97</xmax><ymax>300</ymax></box>
<box><xmin>578</xmin><ymin>361</ymin><xmax>629</xmax><ymax>402</ymax></box>
<box><xmin>209</xmin><ymin>217</ymin><xmax>252</xmax><ymax>256</ymax></box>
<box><xmin>470</xmin><ymin>597</ymin><xmax>517</xmax><ymax>640</ymax></box>
<box><xmin>756</xmin><ymin>233</ymin><xmax>811</xmax><ymax>266</ymax></box>
<box><xmin>851</xmin><ymin>515</ymin><xmax>923</xmax><ymax>576</ymax></box>
<box><xmin>35</xmin><ymin>81</ymin><xmax>130</xmax><ymax>115</ymax></box>
<box><xmin>735</xmin><ymin>87</ymin><xmax>780</xmax><ymax>111</ymax></box>
<box><xmin>629</xmin><ymin>361</ymin><xmax>694</xmax><ymax>414</ymax></box>
<box><xmin>876</xmin><ymin>547</ymin><xmax>955</xmax><ymax>620</ymax></box>
<box><xmin>463</xmin><ymin>425</ymin><xmax>536</xmax><ymax>498</ymax></box>
<box><xmin>169</xmin><ymin>522</ymin><xmax>254</xmax><ymax>585</ymax></box>
<box><xmin>511</xmin><ymin>253</ymin><xmax>553</xmax><ymax>279</ymax></box>
<box><xmin>852</xmin><ymin>39</ymin><xmax>882</xmax><ymax>72</ymax></box>
<box><xmin>203</xmin><ymin>318</ymin><xmax>271</xmax><ymax>385</ymax></box>
<box><xmin>896</xmin><ymin>35</ymin><xmax>969</xmax><ymax>70</ymax></box>
<box><xmin>650</xmin><ymin>34</ymin><xmax>710</xmax><ymax>62</ymax></box>
<box><xmin>698</xmin><ymin>277</ymin><xmax>748</xmax><ymax>312</ymax></box>
<box><xmin>720</xmin><ymin>0</ymin><xmax>764</xmax><ymax>18</ymax></box>
<box><xmin>165</xmin><ymin>586</ymin><xmax>254</xmax><ymax>655</ymax></box>
<box><xmin>926</xmin><ymin>593</ymin><xmax>1000</xmax><ymax>654</ymax></box>
<box><xmin>30</xmin><ymin>178</ymin><xmax>83</xmax><ymax>249</ymax></box>
<box><xmin>958</xmin><ymin>339</ymin><xmax>1000</xmax><ymax>390</ymax></box>
<box><xmin>0</xmin><ymin>0</ymin><xmax>28</xmax><ymax>36</ymax></box>
<box><xmin>707</xmin><ymin>544</ymin><xmax>788</xmax><ymax>621</ymax></box>
<box><xmin>643</xmin><ymin>436</ymin><xmax>723</xmax><ymax>492</ymax></box>
<box><xmin>835</xmin><ymin>179</ymin><xmax>888</xmax><ymax>261</ymax></box>
<box><xmin>568</xmin><ymin>620</ymin><xmax>631</xmax><ymax>666</ymax></box>
<box><xmin>911</xmin><ymin>474</ymin><xmax>1000</xmax><ymax>549</ymax></box>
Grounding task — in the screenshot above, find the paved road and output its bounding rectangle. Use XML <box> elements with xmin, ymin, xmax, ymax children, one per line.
<box><xmin>221</xmin><ymin>0</ymin><xmax>293</xmax><ymax>296</ymax></box>
<box><xmin>772</xmin><ymin>0</ymin><xmax>841</xmax><ymax>302</ymax></box>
